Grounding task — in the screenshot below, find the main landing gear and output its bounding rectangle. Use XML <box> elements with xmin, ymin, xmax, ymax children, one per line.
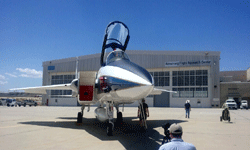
<box><xmin>77</xmin><ymin>105</ymin><xmax>85</xmax><ymax>123</ymax></box>
<box><xmin>107</xmin><ymin>103</ymin><xmax>125</xmax><ymax>136</ymax></box>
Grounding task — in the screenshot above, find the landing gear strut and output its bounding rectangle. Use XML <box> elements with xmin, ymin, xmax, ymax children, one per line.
<box><xmin>115</xmin><ymin>104</ymin><xmax>123</xmax><ymax>124</ymax></box>
<box><xmin>106</xmin><ymin>102</ymin><xmax>114</xmax><ymax>136</ymax></box>
<box><xmin>77</xmin><ymin>105</ymin><xmax>85</xmax><ymax>123</ymax></box>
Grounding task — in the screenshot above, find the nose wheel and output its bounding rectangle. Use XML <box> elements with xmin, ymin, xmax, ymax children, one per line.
<box><xmin>106</xmin><ymin>102</ymin><xmax>114</xmax><ymax>136</ymax></box>
<box><xmin>107</xmin><ymin>122</ymin><xmax>114</xmax><ymax>136</ymax></box>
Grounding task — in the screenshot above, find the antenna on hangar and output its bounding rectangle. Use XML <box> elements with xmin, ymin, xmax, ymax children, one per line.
<box><xmin>75</xmin><ymin>56</ymin><xmax>79</xmax><ymax>79</ymax></box>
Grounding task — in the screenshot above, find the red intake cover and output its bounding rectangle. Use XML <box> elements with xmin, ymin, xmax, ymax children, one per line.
<box><xmin>79</xmin><ymin>85</ymin><xmax>93</xmax><ymax>101</ymax></box>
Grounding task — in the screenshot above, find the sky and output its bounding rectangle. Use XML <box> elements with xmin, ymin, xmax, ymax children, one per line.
<box><xmin>0</xmin><ymin>0</ymin><xmax>249</xmax><ymax>92</ymax></box>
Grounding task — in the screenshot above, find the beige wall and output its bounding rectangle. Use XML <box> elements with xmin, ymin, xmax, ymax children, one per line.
<box><xmin>220</xmin><ymin>71</ymin><xmax>247</xmax><ymax>82</ymax></box>
<box><xmin>220</xmin><ymin>82</ymin><xmax>250</xmax><ymax>107</ymax></box>
<box><xmin>247</xmin><ymin>68</ymin><xmax>250</xmax><ymax>82</ymax></box>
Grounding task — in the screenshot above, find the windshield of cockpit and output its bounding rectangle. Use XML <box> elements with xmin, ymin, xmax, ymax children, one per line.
<box><xmin>106</xmin><ymin>23</ymin><xmax>128</xmax><ymax>48</ymax></box>
<box><xmin>106</xmin><ymin>50</ymin><xmax>130</xmax><ymax>64</ymax></box>
<box><xmin>103</xmin><ymin>22</ymin><xmax>129</xmax><ymax>64</ymax></box>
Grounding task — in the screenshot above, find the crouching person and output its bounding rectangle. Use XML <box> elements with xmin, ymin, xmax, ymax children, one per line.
<box><xmin>159</xmin><ymin>123</ymin><xmax>196</xmax><ymax>150</ymax></box>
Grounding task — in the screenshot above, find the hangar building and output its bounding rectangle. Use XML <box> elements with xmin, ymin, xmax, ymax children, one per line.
<box><xmin>220</xmin><ymin>69</ymin><xmax>250</xmax><ymax>107</ymax></box>
<box><xmin>42</xmin><ymin>50</ymin><xmax>221</xmax><ymax>108</ymax></box>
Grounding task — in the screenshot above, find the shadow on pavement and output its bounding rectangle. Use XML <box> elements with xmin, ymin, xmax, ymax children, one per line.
<box><xmin>19</xmin><ymin>117</ymin><xmax>187</xmax><ymax>150</ymax></box>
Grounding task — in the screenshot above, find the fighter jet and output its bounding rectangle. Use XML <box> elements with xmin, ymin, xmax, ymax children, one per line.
<box><xmin>10</xmin><ymin>21</ymin><xmax>174</xmax><ymax>136</ymax></box>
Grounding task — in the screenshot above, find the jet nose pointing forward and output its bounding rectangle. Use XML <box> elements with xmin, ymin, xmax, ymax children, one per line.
<box><xmin>111</xmin><ymin>62</ymin><xmax>154</xmax><ymax>100</ymax></box>
<box><xmin>100</xmin><ymin>59</ymin><xmax>154</xmax><ymax>100</ymax></box>
<box><xmin>129</xmin><ymin>61</ymin><xmax>153</xmax><ymax>86</ymax></box>
<box><xmin>115</xmin><ymin>73</ymin><xmax>154</xmax><ymax>100</ymax></box>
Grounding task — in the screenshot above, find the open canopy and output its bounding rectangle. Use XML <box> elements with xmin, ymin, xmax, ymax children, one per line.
<box><xmin>101</xmin><ymin>21</ymin><xmax>130</xmax><ymax>66</ymax></box>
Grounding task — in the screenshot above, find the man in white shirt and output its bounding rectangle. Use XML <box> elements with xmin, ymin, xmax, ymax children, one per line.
<box><xmin>159</xmin><ymin>123</ymin><xmax>196</xmax><ymax>150</ymax></box>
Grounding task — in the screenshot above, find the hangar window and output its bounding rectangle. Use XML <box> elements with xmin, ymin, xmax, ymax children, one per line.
<box><xmin>178</xmin><ymin>76</ymin><xmax>184</xmax><ymax>86</ymax></box>
<box><xmin>195</xmin><ymin>87</ymin><xmax>203</xmax><ymax>97</ymax></box>
<box><xmin>51</xmin><ymin>74</ymin><xmax>76</xmax><ymax>98</ymax></box>
<box><xmin>172</xmin><ymin>87</ymin><xmax>208</xmax><ymax>98</ymax></box>
<box><xmin>203</xmin><ymin>76</ymin><xmax>208</xmax><ymax>86</ymax></box>
<box><xmin>190</xmin><ymin>88</ymin><xmax>195</xmax><ymax>97</ymax></box>
<box><xmin>190</xmin><ymin>76</ymin><xmax>195</xmax><ymax>86</ymax></box>
<box><xmin>185</xmin><ymin>76</ymin><xmax>189</xmax><ymax>86</ymax></box>
<box><xmin>172</xmin><ymin>88</ymin><xmax>178</xmax><ymax>97</ymax></box>
<box><xmin>196</xmin><ymin>76</ymin><xmax>202</xmax><ymax>86</ymax></box>
<box><xmin>172</xmin><ymin>70</ymin><xmax>208</xmax><ymax>98</ymax></box>
<box><xmin>150</xmin><ymin>71</ymin><xmax>170</xmax><ymax>86</ymax></box>
<box><xmin>179</xmin><ymin>88</ymin><xmax>185</xmax><ymax>97</ymax></box>
<box><xmin>202</xmin><ymin>87</ymin><xmax>208</xmax><ymax>97</ymax></box>
<box><xmin>173</xmin><ymin>77</ymin><xmax>177</xmax><ymax>86</ymax></box>
<box><xmin>172</xmin><ymin>70</ymin><xmax>208</xmax><ymax>87</ymax></box>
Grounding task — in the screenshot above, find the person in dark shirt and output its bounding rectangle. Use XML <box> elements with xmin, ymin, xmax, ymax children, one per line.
<box><xmin>184</xmin><ymin>100</ymin><xmax>191</xmax><ymax>118</ymax></box>
<box><xmin>138</xmin><ymin>98</ymin><xmax>149</xmax><ymax>126</ymax></box>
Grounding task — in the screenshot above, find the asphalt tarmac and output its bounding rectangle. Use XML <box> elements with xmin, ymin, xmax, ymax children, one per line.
<box><xmin>0</xmin><ymin>106</ymin><xmax>249</xmax><ymax>150</ymax></box>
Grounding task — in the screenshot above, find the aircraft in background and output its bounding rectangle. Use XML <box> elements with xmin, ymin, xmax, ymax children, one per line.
<box><xmin>10</xmin><ymin>21</ymin><xmax>174</xmax><ymax>136</ymax></box>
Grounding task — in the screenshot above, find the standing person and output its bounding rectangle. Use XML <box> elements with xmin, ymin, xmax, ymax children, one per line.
<box><xmin>185</xmin><ymin>100</ymin><xmax>191</xmax><ymax>118</ymax></box>
<box><xmin>159</xmin><ymin>123</ymin><xmax>196</xmax><ymax>150</ymax></box>
<box><xmin>138</xmin><ymin>98</ymin><xmax>149</xmax><ymax>126</ymax></box>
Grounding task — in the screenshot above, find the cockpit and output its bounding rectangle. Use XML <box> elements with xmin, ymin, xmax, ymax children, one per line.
<box><xmin>106</xmin><ymin>49</ymin><xmax>130</xmax><ymax>64</ymax></box>
<box><xmin>101</xmin><ymin>21</ymin><xmax>130</xmax><ymax>66</ymax></box>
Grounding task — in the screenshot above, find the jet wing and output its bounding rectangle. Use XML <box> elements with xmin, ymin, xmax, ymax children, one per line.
<box><xmin>9</xmin><ymin>83</ymin><xmax>72</xmax><ymax>94</ymax></box>
<box><xmin>10</xmin><ymin>79</ymin><xmax>78</xmax><ymax>95</ymax></box>
<box><xmin>150</xmin><ymin>88</ymin><xmax>177</xmax><ymax>95</ymax></box>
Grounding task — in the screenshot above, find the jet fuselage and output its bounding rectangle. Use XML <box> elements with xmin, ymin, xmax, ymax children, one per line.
<box><xmin>96</xmin><ymin>50</ymin><xmax>154</xmax><ymax>102</ymax></box>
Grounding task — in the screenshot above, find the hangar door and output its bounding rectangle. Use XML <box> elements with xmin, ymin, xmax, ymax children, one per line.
<box><xmin>154</xmin><ymin>92</ymin><xmax>170</xmax><ymax>107</ymax></box>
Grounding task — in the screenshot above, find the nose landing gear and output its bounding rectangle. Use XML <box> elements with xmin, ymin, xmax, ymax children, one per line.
<box><xmin>106</xmin><ymin>102</ymin><xmax>115</xmax><ymax>136</ymax></box>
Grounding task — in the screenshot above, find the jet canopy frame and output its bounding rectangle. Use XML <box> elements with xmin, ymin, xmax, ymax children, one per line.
<box><xmin>106</xmin><ymin>50</ymin><xmax>130</xmax><ymax>65</ymax></box>
<box><xmin>101</xmin><ymin>21</ymin><xmax>130</xmax><ymax>66</ymax></box>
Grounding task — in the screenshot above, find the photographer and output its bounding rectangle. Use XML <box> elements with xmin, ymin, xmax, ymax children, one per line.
<box><xmin>161</xmin><ymin>123</ymin><xmax>171</xmax><ymax>144</ymax></box>
<box><xmin>159</xmin><ymin>123</ymin><xmax>196</xmax><ymax>150</ymax></box>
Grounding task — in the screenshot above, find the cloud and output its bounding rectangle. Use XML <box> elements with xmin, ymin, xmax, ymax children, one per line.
<box><xmin>5</xmin><ymin>73</ymin><xmax>17</xmax><ymax>78</ymax></box>
<box><xmin>0</xmin><ymin>81</ymin><xmax>8</xmax><ymax>85</ymax></box>
<box><xmin>0</xmin><ymin>75</ymin><xmax>5</xmax><ymax>80</ymax></box>
<box><xmin>16</xmin><ymin>68</ymin><xmax>42</xmax><ymax>78</ymax></box>
<box><xmin>0</xmin><ymin>75</ymin><xmax>8</xmax><ymax>85</ymax></box>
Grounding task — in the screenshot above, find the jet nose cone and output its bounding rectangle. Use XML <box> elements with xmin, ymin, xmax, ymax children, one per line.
<box><xmin>107</xmin><ymin>58</ymin><xmax>153</xmax><ymax>86</ymax></box>
<box><xmin>126</xmin><ymin>61</ymin><xmax>153</xmax><ymax>86</ymax></box>
<box><xmin>139</xmin><ymin>69</ymin><xmax>153</xmax><ymax>86</ymax></box>
<box><xmin>117</xmin><ymin>64</ymin><xmax>153</xmax><ymax>99</ymax></box>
